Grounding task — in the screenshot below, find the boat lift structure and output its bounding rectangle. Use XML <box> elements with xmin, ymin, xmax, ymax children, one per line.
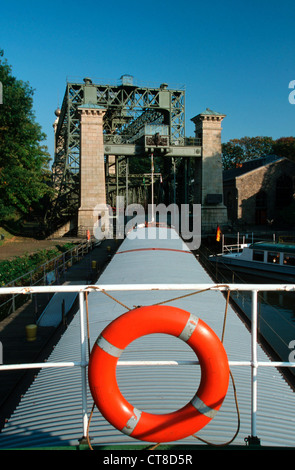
<box><xmin>49</xmin><ymin>76</ymin><xmax>228</xmax><ymax>236</ymax></box>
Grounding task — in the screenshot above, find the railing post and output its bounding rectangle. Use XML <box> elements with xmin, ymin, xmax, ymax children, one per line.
<box><xmin>30</xmin><ymin>273</ymin><xmax>33</xmax><ymax>301</ymax></box>
<box><xmin>11</xmin><ymin>281</ymin><xmax>15</xmax><ymax>313</ymax></box>
<box><xmin>250</xmin><ymin>289</ymin><xmax>260</xmax><ymax>444</ymax></box>
<box><xmin>62</xmin><ymin>253</ymin><xmax>66</xmax><ymax>277</ymax></box>
<box><xmin>79</xmin><ymin>291</ymin><xmax>88</xmax><ymax>440</ymax></box>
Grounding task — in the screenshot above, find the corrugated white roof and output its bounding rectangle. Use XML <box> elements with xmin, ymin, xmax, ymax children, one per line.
<box><xmin>1</xmin><ymin>226</ymin><xmax>295</xmax><ymax>448</ymax></box>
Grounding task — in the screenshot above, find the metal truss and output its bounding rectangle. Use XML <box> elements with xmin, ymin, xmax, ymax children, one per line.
<box><xmin>49</xmin><ymin>77</ymin><xmax>187</xmax><ymax>231</ymax></box>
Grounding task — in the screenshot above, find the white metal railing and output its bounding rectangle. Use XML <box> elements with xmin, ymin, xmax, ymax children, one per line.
<box><xmin>222</xmin><ymin>243</ymin><xmax>248</xmax><ymax>254</ymax></box>
<box><xmin>1</xmin><ymin>283</ymin><xmax>295</xmax><ymax>444</ymax></box>
<box><xmin>0</xmin><ymin>240</ymin><xmax>96</xmax><ymax>318</ymax></box>
<box><xmin>221</xmin><ymin>233</ymin><xmax>248</xmax><ymax>254</ymax></box>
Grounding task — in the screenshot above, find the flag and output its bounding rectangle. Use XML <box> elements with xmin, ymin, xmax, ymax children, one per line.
<box><xmin>216</xmin><ymin>225</ymin><xmax>222</xmax><ymax>242</ymax></box>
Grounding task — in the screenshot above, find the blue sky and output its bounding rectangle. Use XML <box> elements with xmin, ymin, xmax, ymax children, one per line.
<box><xmin>1</xmin><ymin>0</ymin><xmax>294</xmax><ymax>161</ymax></box>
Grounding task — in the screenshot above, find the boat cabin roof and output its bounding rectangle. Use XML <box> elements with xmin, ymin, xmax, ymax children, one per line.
<box><xmin>250</xmin><ymin>241</ymin><xmax>295</xmax><ymax>254</ymax></box>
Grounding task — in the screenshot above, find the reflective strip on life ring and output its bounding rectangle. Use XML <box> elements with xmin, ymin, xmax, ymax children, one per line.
<box><xmin>88</xmin><ymin>305</ymin><xmax>229</xmax><ymax>443</ymax></box>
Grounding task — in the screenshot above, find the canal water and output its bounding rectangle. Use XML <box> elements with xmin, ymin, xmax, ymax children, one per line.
<box><xmin>199</xmin><ymin>246</ymin><xmax>295</xmax><ymax>378</ymax></box>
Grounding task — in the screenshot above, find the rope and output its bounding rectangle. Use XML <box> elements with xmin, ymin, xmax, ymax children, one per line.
<box><xmin>85</xmin><ymin>285</ymin><xmax>241</xmax><ymax>450</ymax></box>
<box><xmin>146</xmin><ymin>287</ymin><xmax>241</xmax><ymax>450</ymax></box>
<box><xmin>85</xmin><ymin>290</ymin><xmax>131</xmax><ymax>450</ymax></box>
<box><xmin>100</xmin><ymin>289</ymin><xmax>132</xmax><ymax>311</ymax></box>
<box><xmin>192</xmin><ymin>288</ymin><xmax>241</xmax><ymax>447</ymax></box>
<box><xmin>221</xmin><ymin>289</ymin><xmax>230</xmax><ymax>343</ymax></box>
<box><xmin>192</xmin><ymin>369</ymin><xmax>240</xmax><ymax>447</ymax></box>
<box><xmin>152</xmin><ymin>287</ymin><xmax>212</xmax><ymax>306</ymax></box>
<box><xmin>86</xmin><ymin>402</ymin><xmax>96</xmax><ymax>451</ymax></box>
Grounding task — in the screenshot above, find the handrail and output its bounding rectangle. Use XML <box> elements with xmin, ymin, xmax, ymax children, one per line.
<box><xmin>222</xmin><ymin>243</ymin><xmax>248</xmax><ymax>254</ymax></box>
<box><xmin>0</xmin><ymin>282</ymin><xmax>295</xmax><ymax>294</ymax></box>
<box><xmin>0</xmin><ymin>283</ymin><xmax>295</xmax><ymax>443</ymax></box>
<box><xmin>0</xmin><ymin>239</ymin><xmax>95</xmax><ymax>317</ymax></box>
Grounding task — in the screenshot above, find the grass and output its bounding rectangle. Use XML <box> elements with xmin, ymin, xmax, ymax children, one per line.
<box><xmin>0</xmin><ymin>227</ymin><xmax>14</xmax><ymax>247</ymax></box>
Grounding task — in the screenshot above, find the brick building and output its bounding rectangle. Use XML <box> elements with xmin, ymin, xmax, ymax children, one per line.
<box><xmin>223</xmin><ymin>155</ymin><xmax>295</xmax><ymax>227</ymax></box>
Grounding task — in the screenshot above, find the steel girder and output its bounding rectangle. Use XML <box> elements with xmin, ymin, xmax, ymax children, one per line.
<box><xmin>49</xmin><ymin>78</ymin><xmax>187</xmax><ymax>230</ymax></box>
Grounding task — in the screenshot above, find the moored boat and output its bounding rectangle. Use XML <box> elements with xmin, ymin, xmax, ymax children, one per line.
<box><xmin>209</xmin><ymin>241</ymin><xmax>295</xmax><ymax>283</ymax></box>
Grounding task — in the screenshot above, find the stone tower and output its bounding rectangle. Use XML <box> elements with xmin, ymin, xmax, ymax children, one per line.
<box><xmin>78</xmin><ymin>103</ymin><xmax>106</xmax><ymax>236</ymax></box>
<box><xmin>191</xmin><ymin>109</ymin><xmax>228</xmax><ymax>232</ymax></box>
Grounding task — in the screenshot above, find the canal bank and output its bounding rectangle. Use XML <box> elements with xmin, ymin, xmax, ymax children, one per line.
<box><xmin>0</xmin><ymin>238</ymin><xmax>120</xmax><ymax>431</ymax></box>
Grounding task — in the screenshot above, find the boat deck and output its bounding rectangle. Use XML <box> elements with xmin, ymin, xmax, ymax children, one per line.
<box><xmin>1</xmin><ymin>228</ymin><xmax>295</xmax><ymax>449</ymax></box>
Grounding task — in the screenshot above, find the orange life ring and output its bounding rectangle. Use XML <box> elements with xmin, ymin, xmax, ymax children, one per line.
<box><xmin>88</xmin><ymin>305</ymin><xmax>229</xmax><ymax>443</ymax></box>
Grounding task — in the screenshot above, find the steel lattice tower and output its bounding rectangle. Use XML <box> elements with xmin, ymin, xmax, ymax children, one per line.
<box><xmin>49</xmin><ymin>75</ymin><xmax>227</xmax><ymax>235</ymax></box>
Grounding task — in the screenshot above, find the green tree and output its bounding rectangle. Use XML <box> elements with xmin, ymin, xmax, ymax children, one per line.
<box><xmin>221</xmin><ymin>141</ymin><xmax>244</xmax><ymax>169</ymax></box>
<box><xmin>222</xmin><ymin>136</ymin><xmax>274</xmax><ymax>169</ymax></box>
<box><xmin>0</xmin><ymin>50</ymin><xmax>51</xmax><ymax>220</ymax></box>
<box><xmin>272</xmin><ymin>137</ymin><xmax>295</xmax><ymax>163</ymax></box>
